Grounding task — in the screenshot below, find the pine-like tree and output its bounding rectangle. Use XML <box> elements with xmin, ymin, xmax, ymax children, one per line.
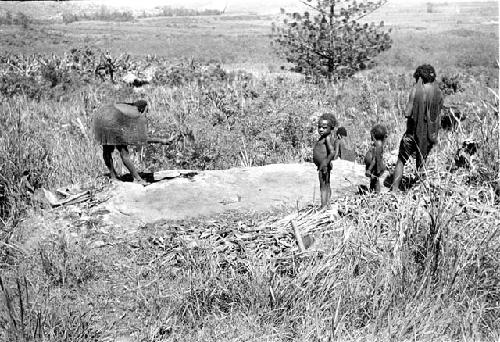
<box><xmin>272</xmin><ymin>0</ymin><xmax>392</xmax><ymax>81</ymax></box>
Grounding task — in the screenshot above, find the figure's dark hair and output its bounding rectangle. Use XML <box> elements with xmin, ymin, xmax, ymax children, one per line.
<box><xmin>370</xmin><ymin>124</ymin><xmax>388</xmax><ymax>141</ymax></box>
<box><xmin>318</xmin><ymin>113</ymin><xmax>338</xmax><ymax>129</ymax></box>
<box><xmin>131</xmin><ymin>99</ymin><xmax>148</xmax><ymax>113</ymax></box>
<box><xmin>337</xmin><ymin>126</ymin><xmax>347</xmax><ymax>137</ymax></box>
<box><xmin>413</xmin><ymin>64</ymin><xmax>436</xmax><ymax>84</ymax></box>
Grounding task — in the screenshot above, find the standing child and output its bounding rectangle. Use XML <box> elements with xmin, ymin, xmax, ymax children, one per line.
<box><xmin>313</xmin><ymin>113</ymin><xmax>338</xmax><ymax>208</ymax></box>
<box><xmin>332</xmin><ymin>127</ymin><xmax>348</xmax><ymax>160</ymax></box>
<box><xmin>364</xmin><ymin>124</ymin><xmax>388</xmax><ymax>193</ymax></box>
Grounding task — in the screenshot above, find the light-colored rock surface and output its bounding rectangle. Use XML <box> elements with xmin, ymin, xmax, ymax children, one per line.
<box><xmin>15</xmin><ymin>161</ymin><xmax>367</xmax><ymax>250</ymax></box>
<box><xmin>94</xmin><ymin>160</ymin><xmax>367</xmax><ymax>231</ymax></box>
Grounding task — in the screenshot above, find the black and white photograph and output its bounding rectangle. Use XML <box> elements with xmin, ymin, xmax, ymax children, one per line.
<box><xmin>0</xmin><ymin>0</ymin><xmax>498</xmax><ymax>340</ymax></box>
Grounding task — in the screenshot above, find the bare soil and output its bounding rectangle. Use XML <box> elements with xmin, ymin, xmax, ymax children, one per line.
<box><xmin>96</xmin><ymin>160</ymin><xmax>366</xmax><ymax>232</ymax></box>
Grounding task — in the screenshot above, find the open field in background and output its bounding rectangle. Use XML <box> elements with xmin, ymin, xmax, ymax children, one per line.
<box><xmin>0</xmin><ymin>0</ymin><xmax>499</xmax><ymax>341</ymax></box>
<box><xmin>0</xmin><ymin>1</ymin><xmax>498</xmax><ymax>68</ymax></box>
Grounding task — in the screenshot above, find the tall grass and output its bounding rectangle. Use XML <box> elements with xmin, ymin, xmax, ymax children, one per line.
<box><xmin>1</xmin><ymin>60</ymin><xmax>497</xmax><ymax>229</ymax></box>
<box><xmin>0</xmin><ymin>45</ymin><xmax>498</xmax><ymax>340</ymax></box>
<box><xmin>1</xmin><ymin>176</ymin><xmax>498</xmax><ymax>340</ymax></box>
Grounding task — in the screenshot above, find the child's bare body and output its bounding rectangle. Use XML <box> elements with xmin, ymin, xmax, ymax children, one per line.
<box><xmin>313</xmin><ymin>113</ymin><xmax>338</xmax><ymax>208</ymax></box>
<box><xmin>364</xmin><ymin>124</ymin><xmax>388</xmax><ymax>193</ymax></box>
<box><xmin>332</xmin><ymin>127</ymin><xmax>347</xmax><ymax>161</ymax></box>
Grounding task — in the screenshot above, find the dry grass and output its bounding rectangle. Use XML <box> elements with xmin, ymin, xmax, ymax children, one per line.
<box><xmin>1</xmin><ymin>69</ymin><xmax>498</xmax><ymax>341</ymax></box>
<box><xmin>0</xmin><ymin>1</ymin><xmax>499</xmax><ymax>340</ymax></box>
<box><xmin>1</xmin><ymin>172</ymin><xmax>498</xmax><ymax>340</ymax></box>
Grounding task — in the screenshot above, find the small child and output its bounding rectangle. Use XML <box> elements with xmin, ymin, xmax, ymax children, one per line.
<box><xmin>333</xmin><ymin>126</ymin><xmax>347</xmax><ymax>160</ymax></box>
<box><xmin>364</xmin><ymin>124</ymin><xmax>388</xmax><ymax>193</ymax></box>
<box><xmin>313</xmin><ymin>113</ymin><xmax>338</xmax><ymax>208</ymax></box>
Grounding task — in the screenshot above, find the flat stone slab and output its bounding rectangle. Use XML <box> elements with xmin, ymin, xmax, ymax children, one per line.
<box><xmin>95</xmin><ymin>161</ymin><xmax>367</xmax><ymax>231</ymax></box>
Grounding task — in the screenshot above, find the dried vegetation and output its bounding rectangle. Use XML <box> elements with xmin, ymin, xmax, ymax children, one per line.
<box><xmin>0</xmin><ymin>3</ymin><xmax>499</xmax><ymax>341</ymax></box>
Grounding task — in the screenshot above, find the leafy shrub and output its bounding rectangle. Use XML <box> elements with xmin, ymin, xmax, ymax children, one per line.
<box><xmin>0</xmin><ymin>72</ymin><xmax>44</xmax><ymax>100</ymax></box>
<box><xmin>439</xmin><ymin>74</ymin><xmax>463</xmax><ymax>94</ymax></box>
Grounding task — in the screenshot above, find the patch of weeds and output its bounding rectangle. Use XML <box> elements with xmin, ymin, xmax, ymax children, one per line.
<box><xmin>38</xmin><ymin>234</ymin><xmax>103</xmax><ymax>288</ymax></box>
<box><xmin>0</xmin><ymin>276</ymin><xmax>101</xmax><ymax>341</ymax></box>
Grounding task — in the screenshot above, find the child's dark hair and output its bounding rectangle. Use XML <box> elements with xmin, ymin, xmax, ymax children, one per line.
<box><xmin>318</xmin><ymin>113</ymin><xmax>338</xmax><ymax>129</ymax></box>
<box><xmin>370</xmin><ymin>124</ymin><xmax>388</xmax><ymax>141</ymax></box>
<box><xmin>413</xmin><ymin>64</ymin><xmax>436</xmax><ymax>84</ymax></box>
<box><xmin>337</xmin><ymin>127</ymin><xmax>347</xmax><ymax>137</ymax></box>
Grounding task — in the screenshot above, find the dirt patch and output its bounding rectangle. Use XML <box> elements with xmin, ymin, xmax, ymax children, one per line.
<box><xmin>14</xmin><ymin>161</ymin><xmax>366</xmax><ymax>250</ymax></box>
<box><xmin>95</xmin><ymin>161</ymin><xmax>366</xmax><ymax>232</ymax></box>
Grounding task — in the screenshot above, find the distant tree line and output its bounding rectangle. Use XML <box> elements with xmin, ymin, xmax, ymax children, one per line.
<box><xmin>158</xmin><ymin>6</ymin><xmax>224</xmax><ymax>17</ymax></box>
<box><xmin>0</xmin><ymin>11</ymin><xmax>30</xmax><ymax>28</ymax></box>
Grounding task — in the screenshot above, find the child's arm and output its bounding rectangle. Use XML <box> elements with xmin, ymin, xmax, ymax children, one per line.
<box><xmin>404</xmin><ymin>87</ymin><xmax>416</xmax><ymax>118</ymax></box>
<box><xmin>374</xmin><ymin>142</ymin><xmax>385</xmax><ymax>174</ymax></box>
<box><xmin>366</xmin><ymin>150</ymin><xmax>376</xmax><ymax>178</ymax></box>
<box><xmin>332</xmin><ymin>139</ymin><xmax>340</xmax><ymax>160</ymax></box>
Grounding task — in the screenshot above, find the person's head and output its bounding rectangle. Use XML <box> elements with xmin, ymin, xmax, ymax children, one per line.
<box><xmin>133</xmin><ymin>99</ymin><xmax>148</xmax><ymax>113</ymax></box>
<box><xmin>336</xmin><ymin>126</ymin><xmax>347</xmax><ymax>139</ymax></box>
<box><xmin>413</xmin><ymin>64</ymin><xmax>436</xmax><ymax>84</ymax></box>
<box><xmin>317</xmin><ymin>113</ymin><xmax>338</xmax><ymax>137</ymax></box>
<box><xmin>370</xmin><ymin>124</ymin><xmax>388</xmax><ymax>142</ymax></box>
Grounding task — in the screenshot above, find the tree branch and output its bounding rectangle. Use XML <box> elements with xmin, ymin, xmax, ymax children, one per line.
<box><xmin>299</xmin><ymin>0</ymin><xmax>327</xmax><ymax>15</ymax></box>
<box><xmin>280</xmin><ymin>35</ymin><xmax>336</xmax><ymax>61</ymax></box>
<box><xmin>353</xmin><ymin>0</ymin><xmax>388</xmax><ymax>21</ymax></box>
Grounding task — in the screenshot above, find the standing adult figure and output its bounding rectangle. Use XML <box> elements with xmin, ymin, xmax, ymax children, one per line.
<box><xmin>391</xmin><ymin>64</ymin><xmax>443</xmax><ymax>191</ymax></box>
<box><xmin>93</xmin><ymin>99</ymin><xmax>173</xmax><ymax>185</ymax></box>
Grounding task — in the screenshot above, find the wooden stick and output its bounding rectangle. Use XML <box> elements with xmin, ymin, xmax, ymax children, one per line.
<box><xmin>290</xmin><ymin>220</ymin><xmax>305</xmax><ymax>253</ymax></box>
<box><xmin>147</xmin><ymin>136</ymin><xmax>175</xmax><ymax>145</ymax></box>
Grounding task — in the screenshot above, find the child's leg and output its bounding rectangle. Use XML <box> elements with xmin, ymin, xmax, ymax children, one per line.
<box><xmin>369</xmin><ymin>176</ymin><xmax>377</xmax><ymax>192</ymax></box>
<box><xmin>326</xmin><ymin>169</ymin><xmax>331</xmax><ymax>206</ymax></box>
<box><xmin>116</xmin><ymin>145</ymin><xmax>144</xmax><ymax>182</ymax></box>
<box><xmin>318</xmin><ymin>171</ymin><xmax>327</xmax><ymax>208</ymax></box>
<box><xmin>391</xmin><ymin>158</ymin><xmax>404</xmax><ymax>192</ymax></box>
<box><xmin>103</xmin><ymin>145</ymin><xmax>117</xmax><ymax>179</ymax></box>
<box><xmin>318</xmin><ymin>170</ymin><xmax>331</xmax><ymax>209</ymax></box>
<box><xmin>374</xmin><ymin>177</ymin><xmax>381</xmax><ymax>193</ymax></box>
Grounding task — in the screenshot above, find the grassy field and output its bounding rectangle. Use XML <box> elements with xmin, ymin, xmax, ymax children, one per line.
<box><xmin>0</xmin><ymin>1</ymin><xmax>499</xmax><ymax>341</ymax></box>
<box><xmin>0</xmin><ymin>1</ymin><xmax>497</xmax><ymax>66</ymax></box>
